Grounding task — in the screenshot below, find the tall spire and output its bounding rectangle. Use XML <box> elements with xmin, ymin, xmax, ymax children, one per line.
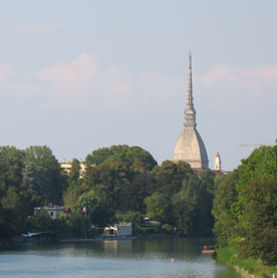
<box><xmin>184</xmin><ymin>53</ymin><xmax>196</xmax><ymax>128</ymax></box>
<box><xmin>173</xmin><ymin>53</ymin><xmax>209</xmax><ymax>169</ymax></box>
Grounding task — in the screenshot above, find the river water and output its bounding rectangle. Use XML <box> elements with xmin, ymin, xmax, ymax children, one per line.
<box><xmin>0</xmin><ymin>238</ymin><xmax>240</xmax><ymax>278</ymax></box>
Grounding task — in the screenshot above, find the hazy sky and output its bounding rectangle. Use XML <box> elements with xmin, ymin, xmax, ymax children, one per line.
<box><xmin>0</xmin><ymin>0</ymin><xmax>276</xmax><ymax>170</ymax></box>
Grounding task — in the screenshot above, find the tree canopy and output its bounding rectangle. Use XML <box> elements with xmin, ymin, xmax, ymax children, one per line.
<box><xmin>86</xmin><ymin>145</ymin><xmax>157</xmax><ymax>171</ymax></box>
<box><xmin>0</xmin><ymin>143</ymin><xmax>218</xmax><ymax>243</ymax></box>
<box><xmin>213</xmin><ymin>144</ymin><xmax>277</xmax><ymax>265</ymax></box>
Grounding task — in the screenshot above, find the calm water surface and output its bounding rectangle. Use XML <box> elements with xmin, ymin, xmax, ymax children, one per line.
<box><xmin>0</xmin><ymin>238</ymin><xmax>240</xmax><ymax>278</ymax></box>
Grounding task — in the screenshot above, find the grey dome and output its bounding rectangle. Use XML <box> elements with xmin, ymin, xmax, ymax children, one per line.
<box><xmin>172</xmin><ymin>127</ymin><xmax>208</xmax><ymax>169</ymax></box>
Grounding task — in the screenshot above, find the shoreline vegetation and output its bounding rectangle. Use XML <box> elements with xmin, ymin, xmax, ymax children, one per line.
<box><xmin>0</xmin><ymin>145</ymin><xmax>215</xmax><ymax>248</ymax></box>
<box><xmin>216</xmin><ymin>246</ymin><xmax>277</xmax><ymax>278</ymax></box>
<box><xmin>0</xmin><ymin>143</ymin><xmax>277</xmax><ymax>277</ymax></box>
<box><xmin>213</xmin><ymin>143</ymin><xmax>277</xmax><ymax>278</ymax></box>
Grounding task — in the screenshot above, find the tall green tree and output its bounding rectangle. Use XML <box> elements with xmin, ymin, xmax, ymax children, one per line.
<box><xmin>83</xmin><ymin>160</ymin><xmax>133</xmax><ymax>210</ymax></box>
<box><xmin>75</xmin><ymin>189</ymin><xmax>115</xmax><ymax>226</ymax></box>
<box><xmin>172</xmin><ymin>174</ymin><xmax>213</xmax><ymax>235</ymax></box>
<box><xmin>150</xmin><ymin>160</ymin><xmax>192</xmax><ymax>197</ymax></box>
<box><xmin>212</xmin><ymin>170</ymin><xmax>239</xmax><ymax>245</ymax></box>
<box><xmin>239</xmin><ymin>177</ymin><xmax>277</xmax><ymax>261</ymax></box>
<box><xmin>213</xmin><ymin>144</ymin><xmax>277</xmax><ymax>265</ymax></box>
<box><xmin>63</xmin><ymin>180</ymin><xmax>83</xmax><ymax>208</ymax></box>
<box><xmin>0</xmin><ymin>186</ymin><xmax>27</xmax><ymax>238</ymax></box>
<box><xmin>69</xmin><ymin>159</ymin><xmax>81</xmax><ymax>182</ymax></box>
<box><xmin>22</xmin><ymin>146</ymin><xmax>66</xmax><ymax>205</ymax></box>
<box><xmin>0</xmin><ymin>146</ymin><xmax>24</xmax><ymax>193</ymax></box>
<box><xmin>144</xmin><ymin>192</ymin><xmax>171</xmax><ymax>223</ymax></box>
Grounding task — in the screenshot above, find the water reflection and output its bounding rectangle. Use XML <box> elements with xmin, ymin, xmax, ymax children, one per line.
<box><xmin>0</xmin><ymin>238</ymin><xmax>241</xmax><ymax>278</ymax></box>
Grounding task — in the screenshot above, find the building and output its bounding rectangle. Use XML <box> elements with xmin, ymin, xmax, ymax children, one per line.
<box><xmin>60</xmin><ymin>161</ymin><xmax>72</xmax><ymax>173</ymax></box>
<box><xmin>172</xmin><ymin>54</ymin><xmax>209</xmax><ymax>169</ymax></box>
<box><xmin>214</xmin><ymin>152</ymin><xmax>222</xmax><ymax>171</ymax></box>
<box><xmin>104</xmin><ymin>223</ymin><xmax>133</xmax><ymax>237</ymax></box>
<box><xmin>34</xmin><ymin>205</ymin><xmax>67</xmax><ymax>220</ymax></box>
<box><xmin>60</xmin><ymin>159</ymin><xmax>87</xmax><ymax>178</ymax></box>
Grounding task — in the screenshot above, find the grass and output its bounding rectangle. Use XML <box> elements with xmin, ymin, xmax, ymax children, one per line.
<box><xmin>216</xmin><ymin>246</ymin><xmax>277</xmax><ymax>278</ymax></box>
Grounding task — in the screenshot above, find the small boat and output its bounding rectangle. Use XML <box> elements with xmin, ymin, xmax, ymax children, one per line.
<box><xmin>202</xmin><ymin>245</ymin><xmax>215</xmax><ymax>254</ymax></box>
<box><xmin>202</xmin><ymin>250</ymin><xmax>215</xmax><ymax>254</ymax></box>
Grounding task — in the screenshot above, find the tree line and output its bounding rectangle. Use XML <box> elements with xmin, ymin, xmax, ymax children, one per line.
<box><xmin>0</xmin><ymin>144</ymin><xmax>216</xmax><ymax>243</ymax></box>
<box><xmin>2</xmin><ymin>141</ymin><xmax>276</xmax><ymax>267</ymax></box>
<box><xmin>213</xmin><ymin>143</ymin><xmax>277</xmax><ymax>266</ymax></box>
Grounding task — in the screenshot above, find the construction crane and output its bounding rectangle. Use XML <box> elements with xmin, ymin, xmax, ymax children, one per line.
<box><xmin>238</xmin><ymin>143</ymin><xmax>265</xmax><ymax>147</ymax></box>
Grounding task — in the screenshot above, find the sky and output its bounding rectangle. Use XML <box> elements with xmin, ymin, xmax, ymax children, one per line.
<box><xmin>0</xmin><ymin>0</ymin><xmax>276</xmax><ymax>170</ymax></box>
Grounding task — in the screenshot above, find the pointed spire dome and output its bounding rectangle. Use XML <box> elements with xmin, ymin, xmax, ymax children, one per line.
<box><xmin>184</xmin><ymin>53</ymin><xmax>196</xmax><ymax>128</ymax></box>
<box><xmin>173</xmin><ymin>53</ymin><xmax>209</xmax><ymax>169</ymax></box>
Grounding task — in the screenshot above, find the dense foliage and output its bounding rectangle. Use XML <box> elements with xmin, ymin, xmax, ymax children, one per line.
<box><xmin>213</xmin><ymin>144</ymin><xmax>277</xmax><ymax>266</ymax></box>
<box><xmin>2</xmin><ymin>140</ymin><xmax>276</xmax><ymax>270</ymax></box>
<box><xmin>0</xmin><ymin>144</ymin><xmax>217</xmax><ymax>245</ymax></box>
<box><xmin>86</xmin><ymin>145</ymin><xmax>157</xmax><ymax>171</ymax></box>
<box><xmin>0</xmin><ymin>145</ymin><xmax>66</xmax><ymax>242</ymax></box>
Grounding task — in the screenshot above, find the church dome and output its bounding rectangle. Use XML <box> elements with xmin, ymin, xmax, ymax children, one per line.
<box><xmin>172</xmin><ymin>54</ymin><xmax>209</xmax><ymax>169</ymax></box>
<box><xmin>173</xmin><ymin>127</ymin><xmax>209</xmax><ymax>169</ymax></box>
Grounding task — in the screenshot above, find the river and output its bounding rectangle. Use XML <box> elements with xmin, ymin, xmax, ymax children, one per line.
<box><xmin>0</xmin><ymin>238</ymin><xmax>240</xmax><ymax>278</ymax></box>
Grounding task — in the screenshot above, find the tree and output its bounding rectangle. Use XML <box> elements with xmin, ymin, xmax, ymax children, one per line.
<box><xmin>234</xmin><ymin>145</ymin><xmax>277</xmax><ymax>239</ymax></box>
<box><xmin>172</xmin><ymin>175</ymin><xmax>213</xmax><ymax>235</ymax></box>
<box><xmin>27</xmin><ymin>208</ymin><xmax>53</xmax><ymax>232</ymax></box>
<box><xmin>86</xmin><ymin>145</ymin><xmax>157</xmax><ymax>171</ymax></box>
<box><xmin>199</xmin><ymin>169</ymin><xmax>216</xmax><ymax>194</ymax></box>
<box><xmin>237</xmin><ymin>145</ymin><xmax>277</xmax><ymax>193</ymax></box>
<box><xmin>117</xmin><ymin>171</ymin><xmax>152</xmax><ymax>212</ymax></box>
<box><xmin>239</xmin><ymin>176</ymin><xmax>277</xmax><ymax>263</ymax></box>
<box><xmin>212</xmin><ymin>171</ymin><xmax>239</xmax><ymax>245</ymax></box>
<box><xmin>0</xmin><ymin>186</ymin><xmax>27</xmax><ymax>238</ymax></box>
<box><xmin>69</xmin><ymin>159</ymin><xmax>81</xmax><ymax>182</ymax></box>
<box><xmin>75</xmin><ymin>190</ymin><xmax>115</xmax><ymax>227</ymax></box>
<box><xmin>0</xmin><ymin>204</ymin><xmax>19</xmax><ymax>240</ymax></box>
<box><xmin>22</xmin><ymin>146</ymin><xmax>66</xmax><ymax>205</ymax></box>
<box><xmin>213</xmin><ymin>144</ymin><xmax>277</xmax><ymax>265</ymax></box>
<box><xmin>63</xmin><ymin>180</ymin><xmax>83</xmax><ymax>208</ymax></box>
<box><xmin>83</xmin><ymin>160</ymin><xmax>133</xmax><ymax>210</ymax></box>
<box><xmin>150</xmin><ymin>160</ymin><xmax>192</xmax><ymax>197</ymax></box>
<box><xmin>116</xmin><ymin>211</ymin><xmax>142</xmax><ymax>227</ymax></box>
<box><xmin>0</xmin><ymin>146</ymin><xmax>24</xmax><ymax>193</ymax></box>
<box><xmin>1</xmin><ymin>186</ymin><xmax>21</xmax><ymax>210</ymax></box>
<box><xmin>144</xmin><ymin>192</ymin><xmax>171</xmax><ymax>223</ymax></box>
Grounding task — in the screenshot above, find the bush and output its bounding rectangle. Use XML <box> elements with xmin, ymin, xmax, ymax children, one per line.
<box><xmin>161</xmin><ymin>224</ymin><xmax>173</xmax><ymax>234</ymax></box>
<box><xmin>139</xmin><ymin>226</ymin><xmax>160</xmax><ymax>235</ymax></box>
<box><xmin>261</xmin><ymin>229</ymin><xmax>277</xmax><ymax>265</ymax></box>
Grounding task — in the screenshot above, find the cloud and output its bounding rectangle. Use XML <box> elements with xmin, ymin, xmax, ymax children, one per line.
<box><xmin>32</xmin><ymin>53</ymin><xmax>136</xmax><ymax>108</ymax></box>
<box><xmin>37</xmin><ymin>53</ymin><xmax>99</xmax><ymax>82</ymax></box>
<box><xmin>101</xmin><ymin>67</ymin><xmax>133</xmax><ymax>100</ymax></box>
<box><xmin>197</xmin><ymin>64</ymin><xmax>277</xmax><ymax>92</ymax></box>
<box><xmin>0</xmin><ymin>63</ymin><xmax>14</xmax><ymax>81</ymax></box>
<box><xmin>0</xmin><ymin>63</ymin><xmax>17</xmax><ymax>93</ymax></box>
<box><xmin>197</xmin><ymin>65</ymin><xmax>237</xmax><ymax>85</ymax></box>
<box><xmin>34</xmin><ymin>53</ymin><xmax>183</xmax><ymax>108</ymax></box>
<box><xmin>3</xmin><ymin>53</ymin><xmax>277</xmax><ymax>110</ymax></box>
<box><xmin>19</xmin><ymin>23</ymin><xmax>64</xmax><ymax>33</ymax></box>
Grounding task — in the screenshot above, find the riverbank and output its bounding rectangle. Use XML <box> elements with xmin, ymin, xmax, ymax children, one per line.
<box><xmin>216</xmin><ymin>246</ymin><xmax>277</xmax><ymax>278</ymax></box>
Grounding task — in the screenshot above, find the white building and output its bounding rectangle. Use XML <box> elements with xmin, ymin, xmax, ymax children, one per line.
<box><xmin>34</xmin><ymin>205</ymin><xmax>66</xmax><ymax>220</ymax></box>
<box><xmin>104</xmin><ymin>223</ymin><xmax>133</xmax><ymax>237</ymax></box>
<box><xmin>214</xmin><ymin>152</ymin><xmax>222</xmax><ymax>171</ymax></box>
